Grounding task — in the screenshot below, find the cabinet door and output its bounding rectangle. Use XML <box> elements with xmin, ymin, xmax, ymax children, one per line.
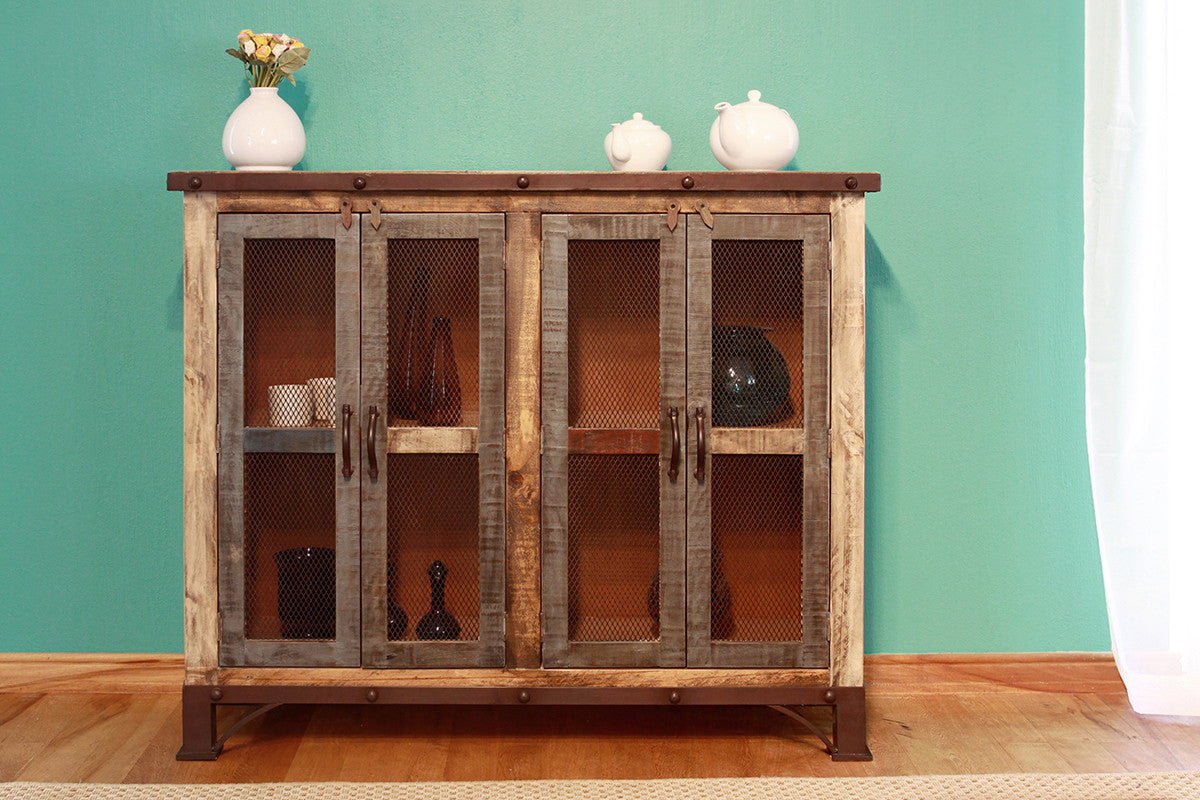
<box><xmin>360</xmin><ymin>214</ymin><xmax>505</xmax><ymax>668</ymax></box>
<box><xmin>686</xmin><ymin>214</ymin><xmax>831</xmax><ymax>668</ymax></box>
<box><xmin>541</xmin><ymin>214</ymin><xmax>687</xmax><ymax>668</ymax></box>
<box><xmin>217</xmin><ymin>214</ymin><xmax>361</xmax><ymax>667</ymax></box>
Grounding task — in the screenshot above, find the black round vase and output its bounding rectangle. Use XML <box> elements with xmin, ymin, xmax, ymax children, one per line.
<box><xmin>273</xmin><ymin>546</ymin><xmax>336</xmax><ymax>640</ymax></box>
<box><xmin>711</xmin><ymin>325</ymin><xmax>791</xmax><ymax>427</ymax></box>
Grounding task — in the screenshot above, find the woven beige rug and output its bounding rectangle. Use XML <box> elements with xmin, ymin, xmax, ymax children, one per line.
<box><xmin>2</xmin><ymin>774</ymin><xmax>1199</xmax><ymax>800</ymax></box>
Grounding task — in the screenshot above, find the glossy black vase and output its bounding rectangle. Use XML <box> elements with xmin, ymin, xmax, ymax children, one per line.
<box><xmin>417</xmin><ymin>560</ymin><xmax>461</xmax><ymax>640</ymax></box>
<box><xmin>711</xmin><ymin>325</ymin><xmax>791</xmax><ymax>427</ymax></box>
<box><xmin>274</xmin><ymin>546</ymin><xmax>336</xmax><ymax>640</ymax></box>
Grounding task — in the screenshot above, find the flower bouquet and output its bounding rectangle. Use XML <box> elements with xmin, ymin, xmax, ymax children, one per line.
<box><xmin>226</xmin><ymin>30</ymin><xmax>310</xmax><ymax>87</ymax></box>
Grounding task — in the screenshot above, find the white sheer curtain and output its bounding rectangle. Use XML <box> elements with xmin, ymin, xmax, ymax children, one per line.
<box><xmin>1085</xmin><ymin>0</ymin><xmax>1200</xmax><ymax>715</ymax></box>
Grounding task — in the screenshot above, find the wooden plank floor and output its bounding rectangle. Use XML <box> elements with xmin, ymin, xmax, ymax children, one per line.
<box><xmin>1</xmin><ymin>654</ymin><xmax>1198</xmax><ymax>782</ymax></box>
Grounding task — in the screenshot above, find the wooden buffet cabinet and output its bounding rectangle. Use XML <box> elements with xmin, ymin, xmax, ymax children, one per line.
<box><xmin>170</xmin><ymin>170</ymin><xmax>877</xmax><ymax>761</ymax></box>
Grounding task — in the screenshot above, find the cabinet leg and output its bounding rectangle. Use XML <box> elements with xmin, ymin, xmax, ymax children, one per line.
<box><xmin>177</xmin><ymin>685</ymin><xmax>222</xmax><ymax>761</ymax></box>
<box><xmin>831</xmin><ymin>686</ymin><xmax>872</xmax><ymax>761</ymax></box>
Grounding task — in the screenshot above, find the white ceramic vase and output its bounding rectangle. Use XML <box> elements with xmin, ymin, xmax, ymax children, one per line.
<box><xmin>221</xmin><ymin>86</ymin><xmax>306</xmax><ymax>172</ymax></box>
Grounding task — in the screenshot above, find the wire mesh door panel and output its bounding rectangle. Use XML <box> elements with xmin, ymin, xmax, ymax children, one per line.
<box><xmin>360</xmin><ymin>214</ymin><xmax>505</xmax><ymax>668</ymax></box>
<box><xmin>217</xmin><ymin>214</ymin><xmax>361</xmax><ymax>668</ymax></box>
<box><xmin>542</xmin><ymin>214</ymin><xmax>686</xmax><ymax>669</ymax></box>
<box><xmin>686</xmin><ymin>214</ymin><xmax>830</xmax><ymax>668</ymax></box>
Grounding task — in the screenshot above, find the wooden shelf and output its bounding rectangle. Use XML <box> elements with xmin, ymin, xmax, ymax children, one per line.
<box><xmin>709</xmin><ymin>427</ymin><xmax>805</xmax><ymax>455</ymax></box>
<box><xmin>568</xmin><ymin>428</ymin><xmax>660</xmax><ymax>455</ymax></box>
<box><xmin>387</xmin><ymin>426</ymin><xmax>479</xmax><ymax>454</ymax></box>
<box><xmin>243</xmin><ymin>427</ymin><xmax>336</xmax><ymax>453</ymax></box>
<box><xmin>213</xmin><ymin>665</ymin><xmax>832</xmax><ymax>688</ymax></box>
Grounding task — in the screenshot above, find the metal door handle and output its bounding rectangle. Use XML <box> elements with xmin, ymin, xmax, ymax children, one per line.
<box><xmin>694</xmin><ymin>406</ymin><xmax>706</xmax><ymax>481</ymax></box>
<box><xmin>341</xmin><ymin>404</ymin><xmax>354</xmax><ymax>478</ymax></box>
<box><xmin>367</xmin><ymin>405</ymin><xmax>379</xmax><ymax>480</ymax></box>
<box><xmin>668</xmin><ymin>407</ymin><xmax>680</xmax><ymax>480</ymax></box>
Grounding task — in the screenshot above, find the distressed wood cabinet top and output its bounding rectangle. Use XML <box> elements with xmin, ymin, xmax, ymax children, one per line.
<box><xmin>167</xmin><ymin>171</ymin><xmax>880</xmax><ymax>194</ymax></box>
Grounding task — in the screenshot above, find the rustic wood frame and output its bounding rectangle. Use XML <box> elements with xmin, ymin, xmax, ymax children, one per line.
<box><xmin>686</xmin><ymin>214</ymin><xmax>831</xmax><ymax>669</ymax></box>
<box><xmin>360</xmin><ymin>213</ymin><xmax>506</xmax><ymax>668</ymax></box>
<box><xmin>215</xmin><ymin>213</ymin><xmax>361</xmax><ymax>668</ymax></box>
<box><xmin>540</xmin><ymin>214</ymin><xmax>688</xmax><ymax>669</ymax></box>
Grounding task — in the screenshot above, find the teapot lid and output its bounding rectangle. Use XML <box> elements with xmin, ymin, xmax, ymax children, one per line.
<box><xmin>616</xmin><ymin>112</ymin><xmax>662</xmax><ymax>130</ymax></box>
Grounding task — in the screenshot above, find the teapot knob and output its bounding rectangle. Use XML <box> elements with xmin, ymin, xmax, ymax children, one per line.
<box><xmin>748</xmin><ymin>89</ymin><xmax>762</xmax><ymax>102</ymax></box>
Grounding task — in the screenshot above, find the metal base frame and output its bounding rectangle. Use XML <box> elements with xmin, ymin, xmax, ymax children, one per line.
<box><xmin>178</xmin><ymin>683</ymin><xmax>870</xmax><ymax>762</ymax></box>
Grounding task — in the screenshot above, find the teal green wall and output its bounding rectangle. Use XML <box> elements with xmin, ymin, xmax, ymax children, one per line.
<box><xmin>0</xmin><ymin>0</ymin><xmax>1105</xmax><ymax>653</ymax></box>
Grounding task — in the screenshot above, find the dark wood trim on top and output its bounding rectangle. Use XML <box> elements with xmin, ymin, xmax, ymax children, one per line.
<box><xmin>168</xmin><ymin>171</ymin><xmax>880</xmax><ymax>194</ymax></box>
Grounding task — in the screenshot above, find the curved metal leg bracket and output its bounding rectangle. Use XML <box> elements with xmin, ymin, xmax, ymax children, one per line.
<box><xmin>769</xmin><ymin>704</ymin><xmax>836</xmax><ymax>754</ymax></box>
<box><xmin>214</xmin><ymin>702</ymin><xmax>283</xmax><ymax>751</ymax></box>
<box><xmin>769</xmin><ymin>687</ymin><xmax>872</xmax><ymax>762</ymax></box>
<box><xmin>177</xmin><ymin>686</ymin><xmax>282</xmax><ymax>761</ymax></box>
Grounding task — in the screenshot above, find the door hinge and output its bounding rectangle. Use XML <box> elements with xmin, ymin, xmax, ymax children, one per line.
<box><xmin>827</xmin><ymin>430</ymin><xmax>833</xmax><ymax>460</ymax></box>
<box><xmin>216</xmin><ymin>424</ymin><xmax>222</xmax><ymax>454</ymax></box>
<box><xmin>214</xmin><ymin>247</ymin><xmax>220</xmax><ymax>270</ymax></box>
<box><xmin>539</xmin><ymin>428</ymin><xmax>544</xmax><ymax>455</ymax></box>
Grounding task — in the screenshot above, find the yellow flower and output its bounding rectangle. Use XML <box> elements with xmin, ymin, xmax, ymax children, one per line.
<box><xmin>254</xmin><ymin>44</ymin><xmax>271</xmax><ymax>61</ymax></box>
<box><xmin>238</xmin><ymin>29</ymin><xmax>253</xmax><ymax>38</ymax></box>
<box><xmin>291</xmin><ymin>40</ymin><xmax>303</xmax><ymax>48</ymax></box>
<box><xmin>252</xmin><ymin>34</ymin><xmax>269</xmax><ymax>47</ymax></box>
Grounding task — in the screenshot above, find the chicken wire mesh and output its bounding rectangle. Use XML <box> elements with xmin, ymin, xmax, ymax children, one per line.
<box><xmin>567</xmin><ymin>239</ymin><xmax>661</xmax><ymax>430</ymax></box>
<box><xmin>711</xmin><ymin>239</ymin><xmax>803</xmax><ymax>429</ymax></box>
<box><xmin>242</xmin><ymin>452</ymin><xmax>338</xmax><ymax>641</ymax></box>
<box><xmin>710</xmin><ymin>454</ymin><xmax>805</xmax><ymax>642</ymax></box>
<box><xmin>385</xmin><ymin>453</ymin><xmax>480</xmax><ymax>642</ymax></box>
<box><xmin>242</xmin><ymin>238</ymin><xmax>337</xmax><ymax>428</ymax></box>
<box><xmin>387</xmin><ymin>239</ymin><xmax>480</xmax><ymax>428</ymax></box>
<box><xmin>567</xmin><ymin>453</ymin><xmax>660</xmax><ymax>642</ymax></box>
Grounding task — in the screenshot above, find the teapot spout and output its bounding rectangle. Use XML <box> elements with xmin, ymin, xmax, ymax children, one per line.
<box><xmin>714</xmin><ymin>102</ymin><xmax>746</xmax><ymax>158</ymax></box>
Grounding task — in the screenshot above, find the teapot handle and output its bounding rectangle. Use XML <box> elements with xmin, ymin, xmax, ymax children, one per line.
<box><xmin>611</xmin><ymin>123</ymin><xmax>632</xmax><ymax>163</ymax></box>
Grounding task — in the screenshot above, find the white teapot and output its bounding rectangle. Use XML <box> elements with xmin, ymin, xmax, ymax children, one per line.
<box><xmin>709</xmin><ymin>90</ymin><xmax>799</xmax><ymax>171</ymax></box>
<box><xmin>604</xmin><ymin>113</ymin><xmax>672</xmax><ymax>171</ymax></box>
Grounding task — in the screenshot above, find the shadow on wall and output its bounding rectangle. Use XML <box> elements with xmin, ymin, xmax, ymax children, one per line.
<box><xmin>168</xmin><ymin>269</ymin><xmax>183</xmax><ymax>332</ymax></box>
<box><xmin>862</xmin><ymin>225</ymin><xmax>907</xmax><ymax>653</ymax></box>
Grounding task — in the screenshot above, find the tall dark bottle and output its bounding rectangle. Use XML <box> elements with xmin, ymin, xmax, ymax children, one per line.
<box><xmin>416</xmin><ymin>560</ymin><xmax>461</xmax><ymax>640</ymax></box>
<box><xmin>393</xmin><ymin>268</ymin><xmax>431</xmax><ymax>420</ymax></box>
<box><xmin>419</xmin><ymin>316</ymin><xmax>462</xmax><ymax>426</ymax></box>
<box><xmin>386</xmin><ymin>562</ymin><xmax>408</xmax><ymax>641</ymax></box>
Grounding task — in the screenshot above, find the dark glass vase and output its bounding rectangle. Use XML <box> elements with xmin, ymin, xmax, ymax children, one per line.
<box><xmin>416</xmin><ymin>560</ymin><xmax>461</xmax><ymax>640</ymax></box>
<box><xmin>711</xmin><ymin>325</ymin><xmax>791</xmax><ymax>427</ymax></box>
<box><xmin>274</xmin><ymin>546</ymin><xmax>336</xmax><ymax>640</ymax></box>
<box><xmin>419</xmin><ymin>316</ymin><xmax>462</xmax><ymax>426</ymax></box>
<box><xmin>386</xmin><ymin>563</ymin><xmax>407</xmax><ymax>640</ymax></box>
<box><xmin>392</xmin><ymin>268</ymin><xmax>431</xmax><ymax>420</ymax></box>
